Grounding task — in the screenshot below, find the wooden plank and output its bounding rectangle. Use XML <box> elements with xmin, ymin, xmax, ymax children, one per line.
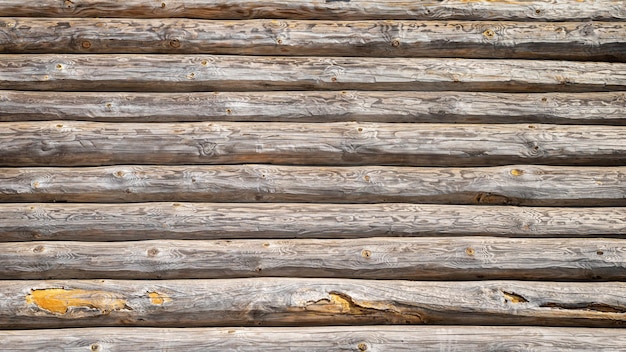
<box><xmin>2</xmin><ymin>121</ymin><xmax>626</xmax><ymax>167</ymax></box>
<box><xmin>2</xmin><ymin>19</ymin><xmax>625</xmax><ymax>61</ymax></box>
<box><xmin>1</xmin><ymin>237</ymin><xmax>624</xmax><ymax>280</ymax></box>
<box><xmin>1</xmin><ymin>165</ymin><xmax>624</xmax><ymax>206</ymax></box>
<box><xmin>2</xmin><ymin>326</ymin><xmax>626</xmax><ymax>351</ymax></box>
<box><xmin>1</xmin><ymin>0</ymin><xmax>624</xmax><ymax>21</ymax></box>
<box><xmin>2</xmin><ymin>55</ymin><xmax>625</xmax><ymax>92</ymax></box>
<box><xmin>2</xmin><ymin>90</ymin><xmax>625</xmax><ymax>125</ymax></box>
<box><xmin>3</xmin><ymin>203</ymin><xmax>625</xmax><ymax>242</ymax></box>
<box><xmin>1</xmin><ymin>278</ymin><xmax>625</xmax><ymax>328</ymax></box>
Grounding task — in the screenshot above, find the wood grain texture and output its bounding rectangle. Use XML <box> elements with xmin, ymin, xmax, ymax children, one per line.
<box><xmin>2</xmin><ymin>326</ymin><xmax>626</xmax><ymax>351</ymax></box>
<box><xmin>2</xmin><ymin>165</ymin><xmax>624</xmax><ymax>206</ymax></box>
<box><xmin>2</xmin><ymin>55</ymin><xmax>625</xmax><ymax>92</ymax></box>
<box><xmin>3</xmin><ymin>203</ymin><xmax>625</xmax><ymax>242</ymax></box>
<box><xmin>1</xmin><ymin>278</ymin><xmax>625</xmax><ymax>328</ymax></box>
<box><xmin>2</xmin><ymin>18</ymin><xmax>625</xmax><ymax>61</ymax></box>
<box><xmin>0</xmin><ymin>0</ymin><xmax>624</xmax><ymax>21</ymax></box>
<box><xmin>2</xmin><ymin>90</ymin><xmax>625</xmax><ymax>125</ymax></box>
<box><xmin>1</xmin><ymin>237</ymin><xmax>624</xmax><ymax>280</ymax></box>
<box><xmin>2</xmin><ymin>121</ymin><xmax>626</xmax><ymax>167</ymax></box>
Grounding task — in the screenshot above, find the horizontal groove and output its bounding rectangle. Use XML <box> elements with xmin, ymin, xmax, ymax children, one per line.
<box><xmin>2</xmin><ymin>55</ymin><xmax>625</xmax><ymax>92</ymax></box>
<box><xmin>2</xmin><ymin>91</ymin><xmax>625</xmax><ymax>125</ymax></box>
<box><xmin>1</xmin><ymin>0</ymin><xmax>624</xmax><ymax>21</ymax></box>
<box><xmin>1</xmin><ymin>165</ymin><xmax>624</xmax><ymax>206</ymax></box>
<box><xmin>2</xmin><ymin>121</ymin><xmax>626</xmax><ymax>166</ymax></box>
<box><xmin>1</xmin><ymin>18</ymin><xmax>624</xmax><ymax>61</ymax></box>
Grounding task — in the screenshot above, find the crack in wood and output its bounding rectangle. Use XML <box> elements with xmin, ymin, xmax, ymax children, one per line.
<box><xmin>540</xmin><ymin>302</ymin><xmax>626</xmax><ymax>313</ymax></box>
<box><xmin>502</xmin><ymin>291</ymin><xmax>528</xmax><ymax>304</ymax></box>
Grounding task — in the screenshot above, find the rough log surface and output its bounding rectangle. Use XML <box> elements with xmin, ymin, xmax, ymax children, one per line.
<box><xmin>2</xmin><ymin>203</ymin><xmax>625</xmax><ymax>242</ymax></box>
<box><xmin>1</xmin><ymin>0</ymin><xmax>624</xmax><ymax>21</ymax></box>
<box><xmin>1</xmin><ymin>237</ymin><xmax>624</xmax><ymax>280</ymax></box>
<box><xmin>2</xmin><ymin>18</ymin><xmax>625</xmax><ymax>61</ymax></box>
<box><xmin>2</xmin><ymin>326</ymin><xmax>626</xmax><ymax>351</ymax></box>
<box><xmin>1</xmin><ymin>278</ymin><xmax>625</xmax><ymax>328</ymax></box>
<box><xmin>1</xmin><ymin>165</ymin><xmax>624</xmax><ymax>206</ymax></box>
<box><xmin>2</xmin><ymin>91</ymin><xmax>625</xmax><ymax>125</ymax></box>
<box><xmin>3</xmin><ymin>121</ymin><xmax>626</xmax><ymax>167</ymax></box>
<box><xmin>2</xmin><ymin>55</ymin><xmax>625</xmax><ymax>92</ymax></box>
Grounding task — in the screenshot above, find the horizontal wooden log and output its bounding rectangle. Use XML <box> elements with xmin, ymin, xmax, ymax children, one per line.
<box><xmin>3</xmin><ymin>326</ymin><xmax>626</xmax><ymax>351</ymax></box>
<box><xmin>2</xmin><ymin>121</ymin><xmax>626</xmax><ymax>167</ymax></box>
<box><xmin>2</xmin><ymin>19</ymin><xmax>625</xmax><ymax>61</ymax></box>
<box><xmin>2</xmin><ymin>55</ymin><xmax>625</xmax><ymax>92</ymax></box>
<box><xmin>1</xmin><ymin>278</ymin><xmax>625</xmax><ymax>328</ymax></box>
<box><xmin>3</xmin><ymin>203</ymin><xmax>625</xmax><ymax>242</ymax></box>
<box><xmin>1</xmin><ymin>90</ymin><xmax>625</xmax><ymax>125</ymax></box>
<box><xmin>1</xmin><ymin>165</ymin><xmax>624</xmax><ymax>206</ymax></box>
<box><xmin>1</xmin><ymin>0</ymin><xmax>624</xmax><ymax>21</ymax></box>
<box><xmin>2</xmin><ymin>237</ymin><xmax>624</xmax><ymax>280</ymax></box>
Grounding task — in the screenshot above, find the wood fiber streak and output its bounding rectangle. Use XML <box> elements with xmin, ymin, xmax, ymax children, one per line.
<box><xmin>2</xmin><ymin>121</ymin><xmax>626</xmax><ymax>166</ymax></box>
<box><xmin>1</xmin><ymin>327</ymin><xmax>625</xmax><ymax>352</ymax></box>
<box><xmin>2</xmin><ymin>19</ymin><xmax>625</xmax><ymax>61</ymax></box>
<box><xmin>1</xmin><ymin>237</ymin><xmax>624</xmax><ymax>280</ymax></box>
<box><xmin>1</xmin><ymin>165</ymin><xmax>624</xmax><ymax>206</ymax></box>
<box><xmin>2</xmin><ymin>55</ymin><xmax>625</xmax><ymax>92</ymax></box>
<box><xmin>1</xmin><ymin>279</ymin><xmax>626</xmax><ymax>328</ymax></box>
<box><xmin>0</xmin><ymin>0</ymin><xmax>624</xmax><ymax>21</ymax></box>
<box><xmin>2</xmin><ymin>203</ymin><xmax>625</xmax><ymax>242</ymax></box>
<box><xmin>1</xmin><ymin>91</ymin><xmax>625</xmax><ymax>125</ymax></box>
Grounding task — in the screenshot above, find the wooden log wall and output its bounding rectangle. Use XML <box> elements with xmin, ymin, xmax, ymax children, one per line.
<box><xmin>1</xmin><ymin>0</ymin><xmax>625</xmax><ymax>350</ymax></box>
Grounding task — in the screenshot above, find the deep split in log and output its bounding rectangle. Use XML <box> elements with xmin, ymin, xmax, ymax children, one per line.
<box><xmin>1</xmin><ymin>278</ymin><xmax>625</xmax><ymax>328</ymax></box>
<box><xmin>2</xmin><ymin>18</ymin><xmax>625</xmax><ymax>61</ymax></box>
<box><xmin>2</xmin><ymin>121</ymin><xmax>626</xmax><ymax>166</ymax></box>
<box><xmin>0</xmin><ymin>237</ymin><xmax>623</xmax><ymax>280</ymax></box>
<box><xmin>1</xmin><ymin>165</ymin><xmax>624</xmax><ymax>206</ymax></box>
<box><xmin>2</xmin><ymin>203</ymin><xmax>625</xmax><ymax>242</ymax></box>
<box><xmin>1</xmin><ymin>91</ymin><xmax>625</xmax><ymax>125</ymax></box>
<box><xmin>2</xmin><ymin>55</ymin><xmax>625</xmax><ymax>92</ymax></box>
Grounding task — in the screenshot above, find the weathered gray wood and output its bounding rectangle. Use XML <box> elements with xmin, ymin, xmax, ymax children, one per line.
<box><xmin>1</xmin><ymin>0</ymin><xmax>624</xmax><ymax>21</ymax></box>
<box><xmin>2</xmin><ymin>18</ymin><xmax>625</xmax><ymax>61</ymax></box>
<box><xmin>3</xmin><ymin>326</ymin><xmax>626</xmax><ymax>351</ymax></box>
<box><xmin>1</xmin><ymin>278</ymin><xmax>625</xmax><ymax>328</ymax></box>
<box><xmin>3</xmin><ymin>203</ymin><xmax>625</xmax><ymax>242</ymax></box>
<box><xmin>2</xmin><ymin>121</ymin><xmax>626</xmax><ymax>167</ymax></box>
<box><xmin>2</xmin><ymin>90</ymin><xmax>625</xmax><ymax>125</ymax></box>
<box><xmin>2</xmin><ymin>237</ymin><xmax>624</xmax><ymax>280</ymax></box>
<box><xmin>2</xmin><ymin>165</ymin><xmax>624</xmax><ymax>206</ymax></box>
<box><xmin>2</xmin><ymin>55</ymin><xmax>625</xmax><ymax>92</ymax></box>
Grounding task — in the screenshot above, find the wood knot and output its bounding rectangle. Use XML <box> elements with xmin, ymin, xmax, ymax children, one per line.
<box><xmin>465</xmin><ymin>247</ymin><xmax>475</xmax><ymax>256</ymax></box>
<box><xmin>33</xmin><ymin>245</ymin><xmax>45</xmax><ymax>253</ymax></box>
<box><xmin>483</xmin><ymin>29</ymin><xmax>495</xmax><ymax>39</ymax></box>
<box><xmin>147</xmin><ymin>248</ymin><xmax>159</xmax><ymax>257</ymax></box>
<box><xmin>358</xmin><ymin>343</ymin><xmax>368</xmax><ymax>351</ymax></box>
<box><xmin>391</xmin><ymin>38</ymin><xmax>400</xmax><ymax>47</ymax></box>
<box><xmin>510</xmin><ymin>169</ymin><xmax>524</xmax><ymax>176</ymax></box>
<box><xmin>169</xmin><ymin>39</ymin><xmax>180</xmax><ymax>48</ymax></box>
<box><xmin>81</xmin><ymin>40</ymin><xmax>91</xmax><ymax>49</ymax></box>
<box><xmin>90</xmin><ymin>344</ymin><xmax>100</xmax><ymax>351</ymax></box>
<box><xmin>361</xmin><ymin>249</ymin><xmax>372</xmax><ymax>258</ymax></box>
